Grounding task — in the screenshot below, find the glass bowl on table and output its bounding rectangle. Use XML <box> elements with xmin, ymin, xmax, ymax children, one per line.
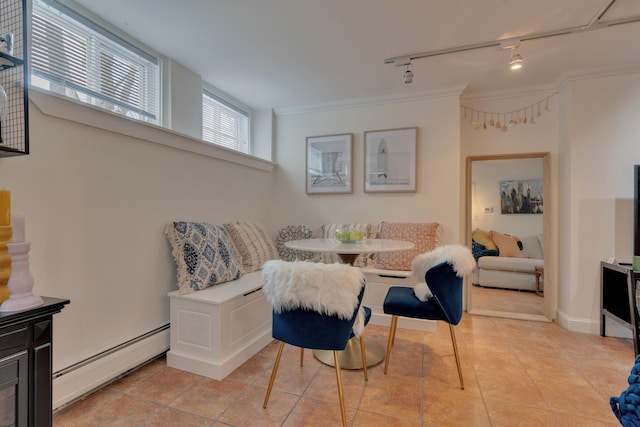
<box><xmin>334</xmin><ymin>228</ymin><xmax>367</xmax><ymax>244</ymax></box>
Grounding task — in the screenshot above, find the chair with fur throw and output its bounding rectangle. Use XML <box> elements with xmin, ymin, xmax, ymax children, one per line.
<box><xmin>261</xmin><ymin>260</ymin><xmax>371</xmax><ymax>427</ymax></box>
<box><xmin>382</xmin><ymin>244</ymin><xmax>475</xmax><ymax>389</ymax></box>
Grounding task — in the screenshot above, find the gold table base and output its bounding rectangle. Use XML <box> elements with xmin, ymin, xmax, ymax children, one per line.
<box><xmin>313</xmin><ymin>337</ymin><xmax>385</xmax><ymax>369</ymax></box>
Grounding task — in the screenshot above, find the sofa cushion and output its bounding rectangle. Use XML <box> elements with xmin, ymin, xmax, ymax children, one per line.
<box><xmin>223</xmin><ymin>221</ymin><xmax>279</xmax><ymax>273</ymax></box>
<box><xmin>520</xmin><ymin>235</ymin><xmax>543</xmax><ymax>259</ymax></box>
<box><xmin>166</xmin><ymin>221</ymin><xmax>242</xmax><ymax>294</ymax></box>
<box><xmin>376</xmin><ymin>221</ymin><xmax>442</xmax><ymax>270</ymax></box>
<box><xmin>478</xmin><ymin>255</ymin><xmax>542</xmax><ymax>273</ymax></box>
<box><xmin>489</xmin><ymin>230</ymin><xmax>523</xmax><ymax>258</ymax></box>
<box><xmin>472</xmin><ymin>228</ymin><xmax>497</xmax><ymax>250</ymax></box>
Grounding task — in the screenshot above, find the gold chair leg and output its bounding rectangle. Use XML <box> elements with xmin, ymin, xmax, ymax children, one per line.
<box><xmin>300</xmin><ymin>347</ymin><xmax>304</xmax><ymax>367</ymax></box>
<box><xmin>359</xmin><ymin>334</ymin><xmax>368</xmax><ymax>381</ymax></box>
<box><xmin>263</xmin><ymin>342</ymin><xmax>285</xmax><ymax>408</ymax></box>
<box><xmin>334</xmin><ymin>351</ymin><xmax>347</xmax><ymax>427</ymax></box>
<box><xmin>384</xmin><ymin>315</ymin><xmax>398</xmax><ymax>374</ymax></box>
<box><xmin>449</xmin><ymin>324</ymin><xmax>464</xmax><ymax>390</ymax></box>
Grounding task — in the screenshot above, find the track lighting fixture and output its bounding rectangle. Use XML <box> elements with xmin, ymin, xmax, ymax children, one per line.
<box><xmin>393</xmin><ymin>57</ymin><xmax>414</xmax><ymax>84</ymax></box>
<box><xmin>403</xmin><ymin>63</ymin><xmax>413</xmax><ymax>84</ymax></box>
<box><xmin>500</xmin><ymin>39</ymin><xmax>523</xmax><ymax>71</ymax></box>
<box><xmin>509</xmin><ymin>49</ymin><xmax>523</xmax><ymax>70</ymax></box>
<box><xmin>385</xmin><ymin>9</ymin><xmax>640</xmax><ymax>77</ymax></box>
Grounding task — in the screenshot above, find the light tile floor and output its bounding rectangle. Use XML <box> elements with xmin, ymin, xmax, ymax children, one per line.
<box><xmin>470</xmin><ymin>285</ymin><xmax>544</xmax><ymax>316</ymax></box>
<box><xmin>53</xmin><ymin>315</ymin><xmax>633</xmax><ymax>426</ymax></box>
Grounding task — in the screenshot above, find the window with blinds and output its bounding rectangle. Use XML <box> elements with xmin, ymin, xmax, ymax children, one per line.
<box><xmin>202</xmin><ymin>90</ymin><xmax>250</xmax><ymax>154</ymax></box>
<box><xmin>31</xmin><ymin>0</ymin><xmax>160</xmax><ymax>124</ymax></box>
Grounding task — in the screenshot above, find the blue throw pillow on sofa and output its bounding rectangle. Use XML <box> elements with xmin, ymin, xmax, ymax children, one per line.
<box><xmin>472</xmin><ymin>240</ymin><xmax>498</xmax><ymax>260</ymax></box>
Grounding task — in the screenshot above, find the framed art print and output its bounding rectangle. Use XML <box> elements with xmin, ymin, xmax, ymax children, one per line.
<box><xmin>500</xmin><ymin>179</ymin><xmax>543</xmax><ymax>214</ymax></box>
<box><xmin>306</xmin><ymin>133</ymin><xmax>353</xmax><ymax>194</ymax></box>
<box><xmin>364</xmin><ymin>127</ymin><xmax>417</xmax><ymax>193</ymax></box>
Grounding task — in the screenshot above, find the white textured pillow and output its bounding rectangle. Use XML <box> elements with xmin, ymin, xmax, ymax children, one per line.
<box><xmin>223</xmin><ymin>221</ymin><xmax>279</xmax><ymax>273</ymax></box>
<box><xmin>411</xmin><ymin>244</ymin><xmax>476</xmax><ymax>301</ymax></box>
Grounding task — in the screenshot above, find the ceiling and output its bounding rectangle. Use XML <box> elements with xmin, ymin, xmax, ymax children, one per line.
<box><xmin>71</xmin><ymin>0</ymin><xmax>640</xmax><ymax>110</ymax></box>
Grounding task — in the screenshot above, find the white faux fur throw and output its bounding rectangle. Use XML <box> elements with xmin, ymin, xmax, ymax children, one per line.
<box><xmin>411</xmin><ymin>244</ymin><xmax>476</xmax><ymax>302</ymax></box>
<box><xmin>262</xmin><ymin>260</ymin><xmax>366</xmax><ymax>337</ymax></box>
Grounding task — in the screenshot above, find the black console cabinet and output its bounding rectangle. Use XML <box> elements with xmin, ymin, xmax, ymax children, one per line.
<box><xmin>0</xmin><ymin>297</ymin><xmax>69</xmax><ymax>426</ymax></box>
<box><xmin>601</xmin><ymin>262</ymin><xmax>640</xmax><ymax>355</ymax></box>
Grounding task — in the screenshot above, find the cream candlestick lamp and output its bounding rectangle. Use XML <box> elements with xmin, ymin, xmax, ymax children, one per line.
<box><xmin>0</xmin><ymin>215</ymin><xmax>43</xmax><ymax>312</ymax></box>
<box><xmin>0</xmin><ymin>189</ymin><xmax>11</xmax><ymax>303</ymax></box>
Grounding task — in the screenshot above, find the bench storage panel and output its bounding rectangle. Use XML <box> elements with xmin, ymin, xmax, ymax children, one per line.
<box><xmin>167</xmin><ymin>271</ymin><xmax>272</xmax><ymax>380</ymax></box>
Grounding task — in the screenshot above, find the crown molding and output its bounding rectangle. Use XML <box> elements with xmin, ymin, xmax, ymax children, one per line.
<box><xmin>273</xmin><ymin>85</ymin><xmax>467</xmax><ymax>116</ymax></box>
<box><xmin>461</xmin><ymin>85</ymin><xmax>557</xmax><ymax>105</ymax></box>
<box><xmin>555</xmin><ymin>62</ymin><xmax>640</xmax><ymax>91</ymax></box>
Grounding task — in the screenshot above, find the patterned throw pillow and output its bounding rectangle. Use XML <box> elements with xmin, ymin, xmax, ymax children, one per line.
<box><xmin>223</xmin><ymin>221</ymin><xmax>279</xmax><ymax>273</ymax></box>
<box><xmin>166</xmin><ymin>221</ymin><xmax>242</xmax><ymax>295</ymax></box>
<box><xmin>274</xmin><ymin>225</ymin><xmax>319</xmax><ymax>262</ymax></box>
<box><xmin>376</xmin><ymin>221</ymin><xmax>443</xmax><ymax>270</ymax></box>
<box><xmin>319</xmin><ymin>223</ymin><xmax>379</xmax><ymax>267</ymax></box>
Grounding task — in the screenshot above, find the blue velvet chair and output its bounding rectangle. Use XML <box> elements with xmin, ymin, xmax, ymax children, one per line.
<box><xmin>383</xmin><ymin>261</ymin><xmax>465</xmax><ymax>389</ymax></box>
<box><xmin>262</xmin><ymin>279</ymin><xmax>371</xmax><ymax>427</ymax></box>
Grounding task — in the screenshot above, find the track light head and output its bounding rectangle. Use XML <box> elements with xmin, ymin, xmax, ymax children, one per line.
<box><xmin>509</xmin><ymin>51</ymin><xmax>523</xmax><ymax>70</ymax></box>
<box><xmin>403</xmin><ymin>64</ymin><xmax>413</xmax><ymax>83</ymax></box>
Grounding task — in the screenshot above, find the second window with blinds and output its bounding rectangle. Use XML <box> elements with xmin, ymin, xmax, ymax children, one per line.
<box><xmin>202</xmin><ymin>90</ymin><xmax>250</xmax><ymax>155</ymax></box>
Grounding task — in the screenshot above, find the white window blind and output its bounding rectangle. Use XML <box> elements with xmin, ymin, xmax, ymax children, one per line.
<box><xmin>202</xmin><ymin>90</ymin><xmax>249</xmax><ymax>154</ymax></box>
<box><xmin>31</xmin><ymin>0</ymin><xmax>160</xmax><ymax>123</ymax></box>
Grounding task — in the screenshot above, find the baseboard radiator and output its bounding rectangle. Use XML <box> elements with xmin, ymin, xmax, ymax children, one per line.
<box><xmin>52</xmin><ymin>324</ymin><xmax>170</xmax><ymax>411</ymax></box>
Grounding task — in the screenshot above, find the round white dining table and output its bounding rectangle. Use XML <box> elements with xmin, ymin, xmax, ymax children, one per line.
<box><xmin>284</xmin><ymin>238</ymin><xmax>415</xmax><ymax>265</ymax></box>
<box><xmin>284</xmin><ymin>238</ymin><xmax>415</xmax><ymax>369</ymax></box>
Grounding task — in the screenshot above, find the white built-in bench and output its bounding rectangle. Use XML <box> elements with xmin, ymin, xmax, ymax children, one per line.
<box><xmin>167</xmin><ymin>266</ymin><xmax>435</xmax><ymax>382</ymax></box>
<box><xmin>167</xmin><ymin>271</ymin><xmax>272</xmax><ymax>380</ymax></box>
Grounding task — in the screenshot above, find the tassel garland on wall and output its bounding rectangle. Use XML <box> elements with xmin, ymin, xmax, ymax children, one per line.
<box><xmin>462</xmin><ymin>93</ymin><xmax>557</xmax><ymax>132</ymax></box>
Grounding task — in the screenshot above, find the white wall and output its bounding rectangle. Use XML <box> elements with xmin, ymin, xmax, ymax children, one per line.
<box><xmin>0</xmin><ymin>95</ymin><xmax>275</xmax><ymax>372</ymax></box>
<box><xmin>272</xmin><ymin>93</ymin><xmax>464</xmax><ymax>242</ymax></box>
<box><xmin>559</xmin><ymin>72</ymin><xmax>640</xmax><ymax>331</ymax></box>
<box><xmin>472</xmin><ymin>158</ymin><xmax>544</xmax><ymax>236</ymax></box>
<box><xmin>167</xmin><ymin>60</ymin><xmax>203</xmax><ymax>139</ymax></box>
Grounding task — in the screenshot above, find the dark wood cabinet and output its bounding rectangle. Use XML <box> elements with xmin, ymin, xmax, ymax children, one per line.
<box><xmin>601</xmin><ymin>262</ymin><xmax>640</xmax><ymax>355</ymax></box>
<box><xmin>0</xmin><ymin>297</ymin><xmax>69</xmax><ymax>426</ymax></box>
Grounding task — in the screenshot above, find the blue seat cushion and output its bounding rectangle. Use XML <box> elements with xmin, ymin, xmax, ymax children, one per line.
<box><xmin>273</xmin><ymin>305</ymin><xmax>372</xmax><ymax>351</ymax></box>
<box><xmin>383</xmin><ymin>286</ymin><xmax>448</xmax><ymax>321</ymax></box>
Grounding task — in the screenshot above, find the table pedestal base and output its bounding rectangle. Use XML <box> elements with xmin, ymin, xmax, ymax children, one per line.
<box><xmin>313</xmin><ymin>337</ymin><xmax>385</xmax><ymax>369</ymax></box>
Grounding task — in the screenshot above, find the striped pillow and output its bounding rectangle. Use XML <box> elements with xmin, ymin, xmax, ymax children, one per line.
<box><xmin>223</xmin><ymin>221</ymin><xmax>279</xmax><ymax>273</ymax></box>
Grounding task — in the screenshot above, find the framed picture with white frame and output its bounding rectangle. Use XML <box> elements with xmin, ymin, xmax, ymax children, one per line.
<box><xmin>364</xmin><ymin>127</ymin><xmax>417</xmax><ymax>193</ymax></box>
<box><xmin>306</xmin><ymin>133</ymin><xmax>353</xmax><ymax>194</ymax></box>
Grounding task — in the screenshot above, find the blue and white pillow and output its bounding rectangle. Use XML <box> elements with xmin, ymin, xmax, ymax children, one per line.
<box><xmin>166</xmin><ymin>221</ymin><xmax>242</xmax><ymax>294</ymax></box>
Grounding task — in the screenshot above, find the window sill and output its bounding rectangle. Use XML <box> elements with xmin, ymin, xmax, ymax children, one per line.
<box><xmin>29</xmin><ymin>89</ymin><xmax>275</xmax><ymax>172</ymax></box>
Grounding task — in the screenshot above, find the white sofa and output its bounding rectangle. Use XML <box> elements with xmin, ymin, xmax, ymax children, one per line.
<box><xmin>472</xmin><ymin>234</ymin><xmax>544</xmax><ymax>292</ymax></box>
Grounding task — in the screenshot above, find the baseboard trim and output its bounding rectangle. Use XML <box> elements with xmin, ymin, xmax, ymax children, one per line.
<box><xmin>555</xmin><ymin>309</ymin><xmax>632</xmax><ymax>338</ymax></box>
<box><xmin>52</xmin><ymin>328</ymin><xmax>170</xmax><ymax>410</ymax></box>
